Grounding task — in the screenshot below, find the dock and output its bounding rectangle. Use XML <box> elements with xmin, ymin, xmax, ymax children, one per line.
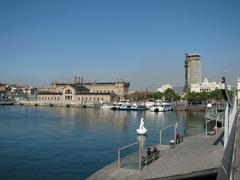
<box><xmin>87</xmin><ymin>130</ymin><xmax>224</xmax><ymax>180</ymax></box>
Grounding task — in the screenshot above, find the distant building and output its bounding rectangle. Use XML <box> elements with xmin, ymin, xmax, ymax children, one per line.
<box><xmin>157</xmin><ymin>84</ymin><xmax>173</xmax><ymax>93</ymax></box>
<box><xmin>0</xmin><ymin>83</ymin><xmax>8</xmax><ymax>92</ymax></box>
<box><xmin>184</xmin><ymin>53</ymin><xmax>201</xmax><ymax>90</ymax></box>
<box><xmin>190</xmin><ymin>78</ymin><xmax>231</xmax><ymax>92</ymax></box>
<box><xmin>37</xmin><ymin>77</ymin><xmax>130</xmax><ymax>104</ymax></box>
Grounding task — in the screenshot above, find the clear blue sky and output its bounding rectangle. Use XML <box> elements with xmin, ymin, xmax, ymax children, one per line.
<box><xmin>0</xmin><ymin>0</ymin><xmax>239</xmax><ymax>90</ymax></box>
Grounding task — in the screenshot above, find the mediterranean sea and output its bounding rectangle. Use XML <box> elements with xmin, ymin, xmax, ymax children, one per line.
<box><xmin>0</xmin><ymin>106</ymin><xmax>205</xmax><ymax>180</ymax></box>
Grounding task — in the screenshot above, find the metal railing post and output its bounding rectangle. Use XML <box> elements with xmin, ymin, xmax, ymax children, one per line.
<box><xmin>174</xmin><ymin>122</ymin><xmax>177</xmax><ymax>145</ymax></box>
<box><xmin>118</xmin><ymin>149</ymin><xmax>120</xmax><ymax>168</ymax></box>
<box><xmin>139</xmin><ymin>141</ymin><xmax>141</xmax><ymax>171</ymax></box>
<box><xmin>206</xmin><ymin>121</ymin><xmax>208</xmax><ymax>136</ymax></box>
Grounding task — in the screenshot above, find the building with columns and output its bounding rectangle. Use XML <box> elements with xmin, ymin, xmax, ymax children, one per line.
<box><xmin>37</xmin><ymin>77</ymin><xmax>130</xmax><ymax>105</ymax></box>
<box><xmin>190</xmin><ymin>78</ymin><xmax>231</xmax><ymax>93</ymax></box>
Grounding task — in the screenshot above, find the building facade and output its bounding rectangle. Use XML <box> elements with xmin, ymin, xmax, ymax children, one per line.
<box><xmin>157</xmin><ymin>84</ymin><xmax>173</xmax><ymax>93</ymax></box>
<box><xmin>184</xmin><ymin>53</ymin><xmax>201</xmax><ymax>90</ymax></box>
<box><xmin>37</xmin><ymin>79</ymin><xmax>130</xmax><ymax>104</ymax></box>
<box><xmin>190</xmin><ymin>78</ymin><xmax>231</xmax><ymax>93</ymax></box>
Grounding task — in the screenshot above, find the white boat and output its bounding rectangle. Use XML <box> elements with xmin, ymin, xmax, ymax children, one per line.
<box><xmin>149</xmin><ymin>102</ymin><xmax>173</xmax><ymax>112</ymax></box>
<box><xmin>136</xmin><ymin>118</ymin><xmax>147</xmax><ymax>135</ymax></box>
<box><xmin>145</xmin><ymin>101</ymin><xmax>155</xmax><ymax>109</ymax></box>
<box><xmin>131</xmin><ymin>103</ymin><xmax>147</xmax><ymax>111</ymax></box>
<box><xmin>111</xmin><ymin>102</ymin><xmax>147</xmax><ymax>111</ymax></box>
<box><xmin>158</xmin><ymin>102</ymin><xmax>173</xmax><ymax>112</ymax></box>
<box><xmin>149</xmin><ymin>105</ymin><xmax>159</xmax><ymax>112</ymax></box>
<box><xmin>100</xmin><ymin>104</ymin><xmax>113</xmax><ymax>109</ymax></box>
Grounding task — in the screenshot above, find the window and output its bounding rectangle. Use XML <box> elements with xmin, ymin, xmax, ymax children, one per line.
<box><xmin>65</xmin><ymin>96</ymin><xmax>72</xmax><ymax>100</ymax></box>
<box><xmin>65</xmin><ymin>89</ymin><xmax>72</xmax><ymax>94</ymax></box>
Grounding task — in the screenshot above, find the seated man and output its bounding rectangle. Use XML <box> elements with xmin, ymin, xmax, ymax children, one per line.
<box><xmin>152</xmin><ymin>147</ymin><xmax>158</xmax><ymax>154</ymax></box>
<box><xmin>147</xmin><ymin>147</ymin><xmax>151</xmax><ymax>156</ymax></box>
<box><xmin>152</xmin><ymin>146</ymin><xmax>160</xmax><ymax>159</ymax></box>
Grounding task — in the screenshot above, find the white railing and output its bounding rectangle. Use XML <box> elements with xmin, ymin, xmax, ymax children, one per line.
<box><xmin>224</xmin><ymin>97</ymin><xmax>238</xmax><ymax>148</ymax></box>
<box><xmin>118</xmin><ymin>141</ymin><xmax>142</xmax><ymax>171</ymax></box>
<box><xmin>159</xmin><ymin>122</ymin><xmax>178</xmax><ymax>145</ymax></box>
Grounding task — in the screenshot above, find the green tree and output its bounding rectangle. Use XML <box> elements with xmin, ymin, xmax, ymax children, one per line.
<box><xmin>164</xmin><ymin>88</ymin><xmax>178</xmax><ymax>102</ymax></box>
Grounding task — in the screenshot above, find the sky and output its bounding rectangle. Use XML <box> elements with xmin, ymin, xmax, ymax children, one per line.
<box><xmin>0</xmin><ymin>0</ymin><xmax>239</xmax><ymax>90</ymax></box>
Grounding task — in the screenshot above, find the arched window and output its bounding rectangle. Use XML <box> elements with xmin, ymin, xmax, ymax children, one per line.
<box><xmin>65</xmin><ymin>89</ymin><xmax>72</xmax><ymax>94</ymax></box>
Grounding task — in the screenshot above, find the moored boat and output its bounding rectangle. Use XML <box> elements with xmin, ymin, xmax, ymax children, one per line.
<box><xmin>149</xmin><ymin>102</ymin><xmax>173</xmax><ymax>112</ymax></box>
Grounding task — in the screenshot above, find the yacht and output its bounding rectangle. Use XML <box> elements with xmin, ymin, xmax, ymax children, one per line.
<box><xmin>158</xmin><ymin>102</ymin><xmax>173</xmax><ymax>112</ymax></box>
<box><xmin>149</xmin><ymin>102</ymin><xmax>173</xmax><ymax>112</ymax></box>
<box><xmin>149</xmin><ymin>105</ymin><xmax>159</xmax><ymax>112</ymax></box>
<box><xmin>131</xmin><ymin>103</ymin><xmax>147</xmax><ymax>111</ymax></box>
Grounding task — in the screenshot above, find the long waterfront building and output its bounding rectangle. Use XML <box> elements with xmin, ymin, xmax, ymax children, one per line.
<box><xmin>36</xmin><ymin>78</ymin><xmax>130</xmax><ymax>105</ymax></box>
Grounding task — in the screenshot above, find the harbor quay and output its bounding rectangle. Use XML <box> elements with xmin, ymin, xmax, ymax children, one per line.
<box><xmin>87</xmin><ymin>129</ymin><xmax>225</xmax><ymax>180</ymax></box>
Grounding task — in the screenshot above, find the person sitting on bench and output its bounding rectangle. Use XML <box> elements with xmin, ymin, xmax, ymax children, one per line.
<box><xmin>152</xmin><ymin>146</ymin><xmax>160</xmax><ymax>159</ymax></box>
<box><xmin>147</xmin><ymin>147</ymin><xmax>151</xmax><ymax>156</ymax></box>
<box><xmin>152</xmin><ymin>147</ymin><xmax>158</xmax><ymax>154</ymax></box>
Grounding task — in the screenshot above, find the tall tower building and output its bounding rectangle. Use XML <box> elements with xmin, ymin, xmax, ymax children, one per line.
<box><xmin>184</xmin><ymin>53</ymin><xmax>201</xmax><ymax>90</ymax></box>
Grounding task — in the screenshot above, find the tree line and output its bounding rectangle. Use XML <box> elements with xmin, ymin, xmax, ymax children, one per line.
<box><xmin>127</xmin><ymin>88</ymin><xmax>231</xmax><ymax>103</ymax></box>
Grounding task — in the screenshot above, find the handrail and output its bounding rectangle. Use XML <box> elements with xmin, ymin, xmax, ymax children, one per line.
<box><xmin>160</xmin><ymin>122</ymin><xmax>177</xmax><ymax>145</ymax></box>
<box><xmin>118</xmin><ymin>142</ymin><xmax>139</xmax><ymax>151</ymax></box>
<box><xmin>117</xmin><ymin>141</ymin><xmax>141</xmax><ymax>170</ymax></box>
<box><xmin>217</xmin><ymin>112</ymin><xmax>239</xmax><ymax>180</ymax></box>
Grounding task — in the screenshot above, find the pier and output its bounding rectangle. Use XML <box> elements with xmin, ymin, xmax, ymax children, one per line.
<box><xmin>87</xmin><ymin>130</ymin><xmax>224</xmax><ymax>180</ymax></box>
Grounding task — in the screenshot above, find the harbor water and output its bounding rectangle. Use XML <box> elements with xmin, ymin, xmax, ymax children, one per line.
<box><xmin>0</xmin><ymin>106</ymin><xmax>205</xmax><ymax>180</ymax></box>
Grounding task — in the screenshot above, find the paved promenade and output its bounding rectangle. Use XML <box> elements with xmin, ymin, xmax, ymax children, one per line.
<box><xmin>87</xmin><ymin>130</ymin><xmax>224</xmax><ymax>180</ymax></box>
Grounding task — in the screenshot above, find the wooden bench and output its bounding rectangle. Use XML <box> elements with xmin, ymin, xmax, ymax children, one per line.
<box><xmin>141</xmin><ymin>150</ymin><xmax>160</xmax><ymax>167</ymax></box>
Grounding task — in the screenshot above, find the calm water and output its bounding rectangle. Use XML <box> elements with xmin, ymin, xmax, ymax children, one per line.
<box><xmin>0</xmin><ymin>106</ymin><xmax>205</xmax><ymax>180</ymax></box>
